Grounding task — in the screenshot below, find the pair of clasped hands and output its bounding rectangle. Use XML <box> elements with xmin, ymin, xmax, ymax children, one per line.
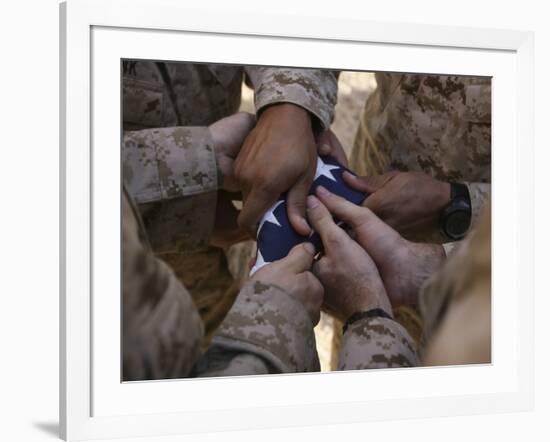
<box><xmin>210</xmin><ymin>106</ymin><xmax>449</xmax><ymax>324</ymax></box>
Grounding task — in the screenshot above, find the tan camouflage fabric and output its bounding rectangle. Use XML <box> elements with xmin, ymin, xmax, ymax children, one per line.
<box><xmin>196</xmin><ymin>281</ymin><xmax>320</xmax><ymax>376</ymax></box>
<box><xmin>420</xmin><ymin>206</ymin><xmax>491</xmax><ymax>366</ymax></box>
<box><xmin>123</xmin><ymin>127</ymin><xmax>218</xmax><ymax>253</ymax></box>
<box><xmin>122</xmin><ymin>61</ymin><xmax>338</xmax><ymax>342</ymax></box>
<box><xmin>122</xmin><ymin>187</ymin><xmax>204</xmax><ymax>381</ymax></box>
<box><xmin>338</xmin><ymin>317</ymin><xmax>419</xmax><ymax>370</ymax></box>
<box><xmin>335</xmin><ymin>205</ymin><xmax>491</xmax><ymax>371</ymax></box>
<box><xmin>347</xmin><ymin>73</ymin><xmax>491</xmax><ymax>350</ymax></box>
<box><xmin>351</xmin><ymin>73</ymin><xmax>491</xmax><ymax>240</ymax></box>
<box><xmin>122</xmin><ymin>61</ymin><xmax>337</xmax><ymax>131</ymax></box>
<box><xmin>246</xmin><ymin>67</ymin><xmax>337</xmax><ymax>131</ymax></box>
<box><xmin>123</xmin><ymin>188</ymin><xmax>320</xmax><ymax>380</ymax></box>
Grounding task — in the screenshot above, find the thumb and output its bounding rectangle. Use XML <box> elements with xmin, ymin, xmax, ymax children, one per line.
<box><xmin>362</xmin><ymin>187</ymin><xmax>385</xmax><ymax>212</ymax></box>
<box><xmin>317</xmin><ymin>130</ymin><xmax>348</xmax><ymax>167</ymax></box>
<box><xmin>286</xmin><ymin>173</ymin><xmax>314</xmax><ymax>236</ymax></box>
<box><xmin>278</xmin><ymin>242</ymin><xmax>316</xmax><ymax>273</ymax></box>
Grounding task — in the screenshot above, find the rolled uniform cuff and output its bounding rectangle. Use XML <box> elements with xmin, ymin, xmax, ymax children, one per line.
<box><xmin>465</xmin><ymin>182</ymin><xmax>490</xmax><ymax>231</ymax></box>
<box><xmin>246</xmin><ymin>67</ymin><xmax>338</xmax><ymax>130</ymax></box>
<box><xmin>123</xmin><ymin>127</ymin><xmax>218</xmax><ymax>253</ymax></box>
<box><xmin>211</xmin><ymin>280</ymin><xmax>320</xmax><ymax>373</ymax></box>
<box><xmin>337</xmin><ymin>317</ymin><xmax>419</xmax><ymax>370</ymax></box>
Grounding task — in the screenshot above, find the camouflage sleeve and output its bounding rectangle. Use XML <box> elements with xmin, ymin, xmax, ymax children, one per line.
<box><xmin>123</xmin><ymin>126</ymin><xmax>218</xmax><ymax>253</ymax></box>
<box><xmin>194</xmin><ymin>281</ymin><xmax>320</xmax><ymax>377</ymax></box>
<box><xmin>465</xmin><ymin>182</ymin><xmax>490</xmax><ymax>231</ymax></box>
<box><xmin>122</xmin><ymin>189</ymin><xmax>204</xmax><ymax>381</ymax></box>
<box><xmin>245</xmin><ymin>67</ymin><xmax>338</xmax><ymax>130</ymax></box>
<box><xmin>337</xmin><ymin>317</ymin><xmax>419</xmax><ymax>370</ymax></box>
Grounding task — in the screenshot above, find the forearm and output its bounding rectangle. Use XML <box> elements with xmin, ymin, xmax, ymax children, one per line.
<box><xmin>123</xmin><ymin>126</ymin><xmax>218</xmax><ymax>253</ymax></box>
<box><xmin>245</xmin><ymin>67</ymin><xmax>338</xmax><ymax>131</ymax></box>
<box><xmin>194</xmin><ymin>281</ymin><xmax>320</xmax><ymax>377</ymax></box>
<box><xmin>338</xmin><ymin>316</ymin><xmax>419</xmax><ymax>370</ymax></box>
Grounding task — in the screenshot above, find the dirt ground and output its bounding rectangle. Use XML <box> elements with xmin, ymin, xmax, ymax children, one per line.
<box><xmin>231</xmin><ymin>72</ymin><xmax>377</xmax><ymax>371</ymax></box>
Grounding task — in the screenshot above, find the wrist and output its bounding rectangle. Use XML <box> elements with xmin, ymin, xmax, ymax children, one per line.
<box><xmin>347</xmin><ymin>287</ymin><xmax>393</xmax><ymax>320</ymax></box>
<box><xmin>431</xmin><ymin>243</ymin><xmax>446</xmax><ymax>262</ymax></box>
<box><xmin>343</xmin><ymin>308</ymin><xmax>394</xmax><ymax>334</ymax></box>
<box><xmin>435</xmin><ymin>180</ymin><xmax>452</xmax><ymax>211</ymax></box>
<box><xmin>260</xmin><ymin>102</ymin><xmax>313</xmax><ymax>129</ymax></box>
<box><xmin>204</xmin><ymin>127</ymin><xmax>225</xmax><ymax>190</ymax></box>
<box><xmin>395</xmin><ymin>242</ymin><xmax>446</xmax><ymax>307</ymax></box>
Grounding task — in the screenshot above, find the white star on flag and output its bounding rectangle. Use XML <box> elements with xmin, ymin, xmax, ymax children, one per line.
<box><xmin>249</xmin><ymin>249</ymin><xmax>267</xmax><ymax>275</ymax></box>
<box><xmin>257</xmin><ymin>199</ymin><xmax>284</xmax><ymax>237</ymax></box>
<box><xmin>314</xmin><ymin>157</ymin><xmax>340</xmax><ymax>182</ymax></box>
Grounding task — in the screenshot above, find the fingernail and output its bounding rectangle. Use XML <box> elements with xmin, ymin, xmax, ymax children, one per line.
<box><xmin>307</xmin><ymin>195</ymin><xmax>319</xmax><ymax>209</ymax></box>
<box><xmin>303</xmin><ymin>242</ymin><xmax>315</xmax><ymax>254</ymax></box>
<box><xmin>316</xmin><ymin>185</ymin><xmax>329</xmax><ymax>196</ymax></box>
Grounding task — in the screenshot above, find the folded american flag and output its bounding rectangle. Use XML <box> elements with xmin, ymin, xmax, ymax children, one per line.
<box><xmin>250</xmin><ymin>155</ymin><xmax>368</xmax><ymax>275</ymax></box>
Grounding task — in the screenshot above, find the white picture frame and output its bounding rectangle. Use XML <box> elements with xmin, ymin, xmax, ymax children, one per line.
<box><xmin>60</xmin><ymin>0</ymin><xmax>534</xmax><ymax>440</ymax></box>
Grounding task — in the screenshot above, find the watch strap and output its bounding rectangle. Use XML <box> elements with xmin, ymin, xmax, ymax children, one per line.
<box><xmin>342</xmin><ymin>308</ymin><xmax>393</xmax><ymax>334</ymax></box>
<box><xmin>450</xmin><ymin>182</ymin><xmax>471</xmax><ymax>204</ymax></box>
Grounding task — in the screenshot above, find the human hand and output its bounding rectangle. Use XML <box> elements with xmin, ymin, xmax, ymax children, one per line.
<box><xmin>314</xmin><ymin>185</ymin><xmax>446</xmax><ymax>307</ymax></box>
<box><xmin>234</xmin><ymin>103</ymin><xmax>317</xmax><ymax>236</ymax></box>
<box><xmin>316</xmin><ymin>129</ymin><xmax>348</xmax><ymax>167</ymax></box>
<box><xmin>209</xmin><ymin>112</ymin><xmax>256</xmax><ymax>192</ymax></box>
<box><xmin>306</xmin><ymin>195</ymin><xmax>392</xmax><ymax>320</ymax></box>
<box><xmin>210</xmin><ymin>191</ymin><xmax>249</xmax><ymax>249</ymax></box>
<box><xmin>343</xmin><ymin>171</ymin><xmax>450</xmax><ymax>237</ymax></box>
<box><xmin>251</xmin><ymin>242</ymin><xmax>324</xmax><ymax>324</ymax></box>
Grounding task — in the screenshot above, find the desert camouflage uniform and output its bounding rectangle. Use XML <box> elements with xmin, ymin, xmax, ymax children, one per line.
<box><xmin>351</xmin><ymin>73</ymin><xmax>491</xmax><ymax>240</ymax></box>
<box><xmin>346</xmin><ymin>73</ymin><xmax>491</xmax><ymax>348</ymax></box>
<box><xmin>335</xmin><ymin>206</ymin><xmax>491</xmax><ymax>371</ymax></box>
<box><xmin>122</xmin><ymin>61</ymin><xmax>338</xmax><ymax>343</ymax></box>
<box><xmin>122</xmin><ymin>132</ymin><xmax>319</xmax><ymax>381</ymax></box>
<box><xmin>121</xmin><ymin>126</ymin><xmax>420</xmax><ymax>376</ymax></box>
<box><xmin>337</xmin><ymin>316</ymin><xmax>419</xmax><ymax>370</ymax></box>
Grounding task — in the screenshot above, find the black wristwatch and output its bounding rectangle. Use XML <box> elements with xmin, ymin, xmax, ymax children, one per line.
<box><xmin>440</xmin><ymin>182</ymin><xmax>472</xmax><ymax>240</ymax></box>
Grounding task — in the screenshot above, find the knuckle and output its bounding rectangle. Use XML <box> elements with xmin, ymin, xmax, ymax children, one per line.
<box><xmin>237</xmin><ymin>210</ymin><xmax>255</xmax><ymax>230</ymax></box>
<box><xmin>317</xmin><ymin>261</ymin><xmax>332</xmax><ymax>281</ymax></box>
<box><xmin>305</xmin><ymin>272</ymin><xmax>323</xmax><ymax>298</ymax></box>
<box><xmin>255</xmin><ymin>177</ymin><xmax>278</xmax><ymax>196</ymax></box>
<box><xmin>298</xmin><ymin>272</ymin><xmax>312</xmax><ymax>291</ymax></box>
<box><xmin>325</xmin><ymin>230</ymin><xmax>342</xmax><ymax>246</ymax></box>
<box><xmin>352</xmin><ymin>210</ymin><xmax>370</xmax><ymax>227</ymax></box>
<box><xmin>318</xmin><ymin>258</ymin><xmax>330</xmax><ymax>274</ymax></box>
<box><xmin>304</xmin><ymin>271</ymin><xmax>316</xmax><ymax>286</ymax></box>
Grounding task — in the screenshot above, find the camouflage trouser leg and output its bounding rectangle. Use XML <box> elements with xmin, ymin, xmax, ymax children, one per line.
<box><xmin>161</xmin><ymin>246</ymin><xmax>240</xmax><ymax>349</ymax></box>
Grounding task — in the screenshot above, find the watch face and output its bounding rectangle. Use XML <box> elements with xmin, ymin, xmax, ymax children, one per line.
<box><xmin>446</xmin><ymin>209</ymin><xmax>470</xmax><ymax>239</ymax></box>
